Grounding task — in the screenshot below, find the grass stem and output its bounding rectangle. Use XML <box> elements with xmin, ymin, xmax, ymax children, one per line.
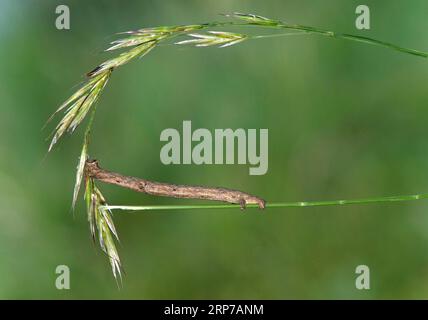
<box><xmin>103</xmin><ymin>193</ymin><xmax>428</xmax><ymax>212</ymax></box>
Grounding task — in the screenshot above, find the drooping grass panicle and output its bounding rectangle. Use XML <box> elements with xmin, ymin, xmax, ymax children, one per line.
<box><xmin>48</xmin><ymin>25</ymin><xmax>199</xmax><ymax>152</ymax></box>
<box><xmin>48</xmin><ymin>12</ymin><xmax>428</xmax><ymax>152</ymax></box>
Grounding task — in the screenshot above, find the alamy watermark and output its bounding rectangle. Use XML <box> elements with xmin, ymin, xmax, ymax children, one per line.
<box><xmin>55</xmin><ymin>265</ymin><xmax>70</xmax><ymax>290</ymax></box>
<box><xmin>160</xmin><ymin>121</ymin><xmax>268</xmax><ymax>175</ymax></box>
<box><xmin>55</xmin><ymin>5</ymin><xmax>70</xmax><ymax>30</ymax></box>
<box><xmin>355</xmin><ymin>5</ymin><xmax>370</xmax><ymax>30</ymax></box>
<box><xmin>355</xmin><ymin>264</ymin><xmax>370</xmax><ymax>290</ymax></box>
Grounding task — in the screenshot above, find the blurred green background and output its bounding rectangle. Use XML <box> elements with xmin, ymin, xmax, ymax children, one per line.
<box><xmin>1</xmin><ymin>0</ymin><xmax>428</xmax><ymax>299</ymax></box>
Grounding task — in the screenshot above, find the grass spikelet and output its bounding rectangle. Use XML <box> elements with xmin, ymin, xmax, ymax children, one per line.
<box><xmin>106</xmin><ymin>35</ymin><xmax>159</xmax><ymax>52</ymax></box>
<box><xmin>72</xmin><ymin>132</ymin><xmax>89</xmax><ymax>210</ymax></box>
<box><xmin>105</xmin><ymin>26</ymin><xmax>180</xmax><ymax>51</ymax></box>
<box><xmin>48</xmin><ymin>69</ymin><xmax>111</xmax><ymax>151</ymax></box>
<box><xmin>87</xmin><ymin>41</ymin><xmax>157</xmax><ymax>77</ymax></box>
<box><xmin>226</xmin><ymin>12</ymin><xmax>281</xmax><ymax>26</ymax></box>
<box><xmin>121</xmin><ymin>24</ymin><xmax>202</xmax><ymax>36</ymax></box>
<box><xmin>104</xmin><ymin>25</ymin><xmax>204</xmax><ymax>53</ymax></box>
<box><xmin>176</xmin><ymin>31</ymin><xmax>247</xmax><ymax>48</ymax></box>
<box><xmin>84</xmin><ymin>177</ymin><xmax>96</xmax><ymax>239</ymax></box>
<box><xmin>84</xmin><ymin>179</ymin><xmax>122</xmax><ymax>279</ymax></box>
<box><xmin>46</xmin><ymin>73</ymin><xmax>104</xmax><ymax>123</ymax></box>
